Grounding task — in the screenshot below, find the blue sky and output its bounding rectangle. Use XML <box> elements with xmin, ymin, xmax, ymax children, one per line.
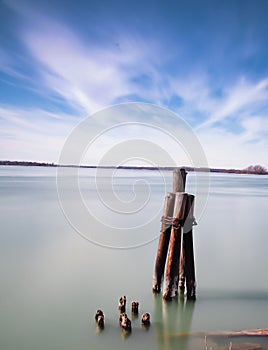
<box><xmin>1</xmin><ymin>0</ymin><xmax>268</xmax><ymax>168</ymax></box>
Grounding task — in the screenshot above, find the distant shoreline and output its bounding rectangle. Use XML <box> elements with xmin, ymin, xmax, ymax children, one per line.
<box><xmin>1</xmin><ymin>160</ymin><xmax>267</xmax><ymax>175</ymax></box>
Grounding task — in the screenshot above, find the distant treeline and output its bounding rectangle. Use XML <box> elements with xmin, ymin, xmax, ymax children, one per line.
<box><xmin>0</xmin><ymin>160</ymin><xmax>57</xmax><ymax>167</ymax></box>
<box><xmin>208</xmin><ymin>164</ymin><xmax>268</xmax><ymax>175</ymax></box>
<box><xmin>242</xmin><ymin>164</ymin><xmax>267</xmax><ymax>174</ymax></box>
<box><xmin>0</xmin><ymin>160</ymin><xmax>267</xmax><ymax>175</ymax></box>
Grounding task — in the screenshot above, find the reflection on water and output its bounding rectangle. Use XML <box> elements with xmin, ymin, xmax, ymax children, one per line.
<box><xmin>153</xmin><ymin>294</ymin><xmax>195</xmax><ymax>350</ymax></box>
<box><xmin>1</xmin><ymin>167</ymin><xmax>268</xmax><ymax>350</ymax></box>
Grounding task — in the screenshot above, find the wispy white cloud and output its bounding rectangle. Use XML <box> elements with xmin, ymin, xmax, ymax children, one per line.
<box><xmin>197</xmin><ymin>77</ymin><xmax>268</xmax><ymax>129</ymax></box>
<box><xmin>0</xmin><ymin>106</ymin><xmax>77</xmax><ymax>161</ymax></box>
<box><xmin>166</xmin><ymin>74</ymin><xmax>268</xmax><ymax>167</ymax></box>
<box><xmin>240</xmin><ymin>115</ymin><xmax>268</xmax><ymax>142</ymax></box>
<box><xmin>19</xmin><ymin>16</ymin><xmax>166</xmax><ymax>114</ymax></box>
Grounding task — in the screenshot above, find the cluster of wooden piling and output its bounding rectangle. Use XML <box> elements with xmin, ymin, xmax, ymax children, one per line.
<box><xmin>153</xmin><ymin>168</ymin><xmax>196</xmax><ymax>301</ymax></box>
<box><xmin>95</xmin><ymin>296</ymin><xmax>150</xmax><ymax>332</ymax></box>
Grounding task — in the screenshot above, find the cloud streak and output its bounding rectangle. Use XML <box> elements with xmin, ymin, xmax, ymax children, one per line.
<box><xmin>196</xmin><ymin>77</ymin><xmax>268</xmax><ymax>129</ymax></box>
<box><xmin>0</xmin><ymin>105</ymin><xmax>77</xmax><ymax>161</ymax></box>
<box><xmin>20</xmin><ymin>15</ymin><xmax>167</xmax><ymax>114</ymax></box>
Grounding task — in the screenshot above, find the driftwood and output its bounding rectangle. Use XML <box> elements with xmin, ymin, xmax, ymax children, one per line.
<box><xmin>204</xmin><ymin>337</ymin><xmax>265</xmax><ymax>350</ymax></box>
<box><xmin>165</xmin><ymin>328</ymin><xmax>268</xmax><ymax>338</ymax></box>
<box><xmin>163</xmin><ymin>328</ymin><xmax>268</xmax><ymax>349</ymax></box>
<box><xmin>205</xmin><ymin>328</ymin><xmax>268</xmax><ymax>338</ymax></box>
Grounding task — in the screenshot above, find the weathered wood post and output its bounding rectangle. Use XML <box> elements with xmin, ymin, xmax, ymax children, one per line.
<box><xmin>178</xmin><ymin>239</ymin><xmax>186</xmax><ymax>293</ymax></box>
<box><xmin>163</xmin><ymin>193</ymin><xmax>187</xmax><ymax>300</ymax></box>
<box><xmin>173</xmin><ymin>168</ymin><xmax>187</xmax><ymax>294</ymax></box>
<box><xmin>153</xmin><ymin>192</ymin><xmax>175</xmax><ymax>293</ymax></box>
<box><xmin>183</xmin><ymin>195</ymin><xmax>196</xmax><ymax>300</ymax></box>
<box><xmin>153</xmin><ymin>167</ymin><xmax>197</xmax><ymax>300</ymax></box>
<box><xmin>173</xmin><ymin>168</ymin><xmax>187</xmax><ymax>193</ymax></box>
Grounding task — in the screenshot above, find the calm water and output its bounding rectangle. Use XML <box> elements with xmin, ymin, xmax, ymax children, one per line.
<box><xmin>1</xmin><ymin>166</ymin><xmax>268</xmax><ymax>350</ymax></box>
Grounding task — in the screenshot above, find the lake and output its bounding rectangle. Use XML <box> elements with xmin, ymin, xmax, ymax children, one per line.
<box><xmin>1</xmin><ymin>166</ymin><xmax>268</xmax><ymax>350</ymax></box>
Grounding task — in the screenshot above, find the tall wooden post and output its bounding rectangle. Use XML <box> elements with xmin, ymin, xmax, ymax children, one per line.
<box><xmin>163</xmin><ymin>193</ymin><xmax>187</xmax><ymax>300</ymax></box>
<box><xmin>153</xmin><ymin>192</ymin><xmax>175</xmax><ymax>293</ymax></box>
<box><xmin>184</xmin><ymin>195</ymin><xmax>196</xmax><ymax>300</ymax></box>
<box><xmin>173</xmin><ymin>168</ymin><xmax>187</xmax><ymax>294</ymax></box>
<box><xmin>173</xmin><ymin>168</ymin><xmax>187</xmax><ymax>193</ymax></box>
<box><xmin>153</xmin><ymin>167</ymin><xmax>197</xmax><ymax>301</ymax></box>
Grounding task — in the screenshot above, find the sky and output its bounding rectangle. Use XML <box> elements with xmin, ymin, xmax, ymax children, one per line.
<box><xmin>1</xmin><ymin>0</ymin><xmax>268</xmax><ymax>168</ymax></box>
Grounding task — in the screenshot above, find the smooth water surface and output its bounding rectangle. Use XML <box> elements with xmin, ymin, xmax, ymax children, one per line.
<box><xmin>1</xmin><ymin>166</ymin><xmax>268</xmax><ymax>350</ymax></box>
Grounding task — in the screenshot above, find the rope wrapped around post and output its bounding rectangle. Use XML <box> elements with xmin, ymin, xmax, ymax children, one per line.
<box><xmin>161</xmin><ymin>215</ymin><xmax>197</xmax><ymax>231</ymax></box>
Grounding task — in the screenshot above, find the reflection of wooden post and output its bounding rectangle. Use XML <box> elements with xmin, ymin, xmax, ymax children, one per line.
<box><xmin>163</xmin><ymin>193</ymin><xmax>187</xmax><ymax>300</ymax></box>
<box><xmin>184</xmin><ymin>195</ymin><xmax>196</xmax><ymax>300</ymax></box>
<box><xmin>153</xmin><ymin>193</ymin><xmax>175</xmax><ymax>293</ymax></box>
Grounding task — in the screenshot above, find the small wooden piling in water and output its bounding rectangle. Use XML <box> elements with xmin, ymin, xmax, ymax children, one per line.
<box><xmin>153</xmin><ymin>168</ymin><xmax>197</xmax><ymax>301</ymax></box>
<box><xmin>118</xmin><ymin>296</ymin><xmax>127</xmax><ymax>313</ymax></box>
<box><xmin>95</xmin><ymin>309</ymin><xmax>105</xmax><ymax>329</ymax></box>
<box><xmin>120</xmin><ymin>313</ymin><xmax>132</xmax><ymax>332</ymax></box>
<box><xmin>141</xmin><ymin>312</ymin><xmax>151</xmax><ymax>326</ymax></box>
<box><xmin>131</xmin><ymin>301</ymin><xmax>139</xmax><ymax>314</ymax></box>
